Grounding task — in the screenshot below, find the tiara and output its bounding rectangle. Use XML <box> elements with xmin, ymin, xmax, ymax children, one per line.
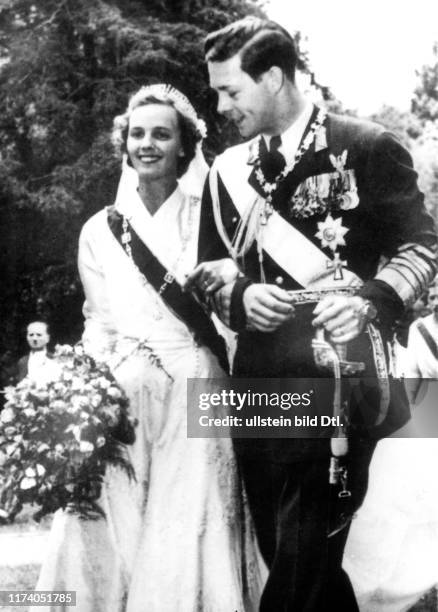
<box><xmin>134</xmin><ymin>84</ymin><xmax>207</xmax><ymax>139</ymax></box>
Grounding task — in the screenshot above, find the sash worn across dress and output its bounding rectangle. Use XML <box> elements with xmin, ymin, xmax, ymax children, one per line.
<box><xmin>36</xmin><ymin>184</ymin><xmax>265</xmax><ymax>612</ymax></box>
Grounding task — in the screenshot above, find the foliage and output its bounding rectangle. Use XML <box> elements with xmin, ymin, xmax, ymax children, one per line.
<box><xmin>412</xmin><ymin>43</ymin><xmax>438</xmax><ymax>124</ymax></box>
<box><xmin>0</xmin><ymin>0</ymin><xmax>328</xmax><ymax>366</ymax></box>
<box><xmin>370</xmin><ymin>105</ymin><xmax>423</xmax><ymax>147</ymax></box>
<box><xmin>370</xmin><ymin>43</ymin><xmax>438</xmax><ymax>227</ymax></box>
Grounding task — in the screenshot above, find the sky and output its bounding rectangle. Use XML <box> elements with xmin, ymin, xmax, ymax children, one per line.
<box><xmin>267</xmin><ymin>0</ymin><xmax>438</xmax><ymax>116</ymax></box>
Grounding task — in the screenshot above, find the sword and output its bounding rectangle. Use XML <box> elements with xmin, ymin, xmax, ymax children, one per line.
<box><xmin>311</xmin><ymin>328</ymin><xmax>365</xmax><ymax>489</ymax></box>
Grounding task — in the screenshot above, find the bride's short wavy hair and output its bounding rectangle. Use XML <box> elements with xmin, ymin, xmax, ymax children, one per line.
<box><xmin>112</xmin><ymin>86</ymin><xmax>203</xmax><ymax>177</ymax></box>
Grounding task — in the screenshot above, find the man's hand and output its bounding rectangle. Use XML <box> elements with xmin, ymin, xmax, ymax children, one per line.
<box><xmin>312</xmin><ymin>296</ymin><xmax>372</xmax><ymax>343</ymax></box>
<box><xmin>243</xmin><ymin>284</ymin><xmax>295</xmax><ymax>332</ymax></box>
<box><xmin>184</xmin><ymin>258</ymin><xmax>240</xmax><ymax>295</ymax></box>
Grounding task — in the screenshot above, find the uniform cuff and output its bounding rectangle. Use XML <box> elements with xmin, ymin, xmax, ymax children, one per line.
<box><xmin>358</xmin><ymin>279</ymin><xmax>405</xmax><ymax>330</ymax></box>
<box><xmin>230</xmin><ymin>277</ymin><xmax>254</xmax><ymax>331</ymax></box>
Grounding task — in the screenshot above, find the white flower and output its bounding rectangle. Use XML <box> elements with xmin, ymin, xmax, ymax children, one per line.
<box><xmin>6</xmin><ymin>443</ymin><xmax>18</xmax><ymax>456</ymax></box>
<box><xmin>55</xmin><ymin>344</ymin><xmax>74</xmax><ymax>356</ymax></box>
<box><xmin>71</xmin><ymin>377</ymin><xmax>85</xmax><ymax>391</ymax></box>
<box><xmin>3</xmin><ymin>387</ymin><xmax>16</xmax><ymax>402</ymax></box>
<box><xmin>0</xmin><ymin>407</ymin><xmax>14</xmax><ymax>423</ymax></box>
<box><xmin>96</xmin><ymin>377</ymin><xmax>111</xmax><ymax>390</ymax></box>
<box><xmin>24</xmin><ymin>465</ymin><xmax>45</xmax><ymax>478</ymax></box>
<box><xmin>33</xmin><ymin>389</ymin><xmax>49</xmax><ymax>402</ymax></box>
<box><xmin>52</xmin><ymin>399</ymin><xmax>67</xmax><ymax>414</ymax></box>
<box><xmin>20</xmin><ymin>477</ymin><xmax>36</xmax><ymax>490</ymax></box>
<box><xmin>69</xmin><ymin>425</ymin><xmax>81</xmax><ymax>442</ymax></box>
<box><xmin>107</xmin><ymin>387</ymin><xmax>122</xmax><ymax>400</ymax></box>
<box><xmin>315</xmin><ymin>214</ymin><xmax>349</xmax><ymax>252</ymax></box>
<box><xmin>79</xmin><ymin>440</ymin><xmax>94</xmax><ymax>453</ymax></box>
<box><xmin>70</xmin><ymin>396</ymin><xmax>87</xmax><ymax>412</ymax></box>
<box><xmin>91</xmin><ymin>393</ymin><xmax>103</xmax><ymax>408</ymax></box>
<box><xmin>96</xmin><ymin>436</ymin><xmax>106</xmax><ymax>448</ymax></box>
<box><xmin>23</xmin><ymin>407</ymin><xmax>36</xmax><ymax>418</ymax></box>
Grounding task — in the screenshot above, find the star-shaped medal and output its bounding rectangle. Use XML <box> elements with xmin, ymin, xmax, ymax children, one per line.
<box><xmin>315</xmin><ymin>213</ymin><xmax>349</xmax><ymax>252</ymax></box>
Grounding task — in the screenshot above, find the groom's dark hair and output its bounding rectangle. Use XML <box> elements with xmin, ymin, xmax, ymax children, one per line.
<box><xmin>205</xmin><ymin>17</ymin><xmax>298</xmax><ymax>83</ymax></box>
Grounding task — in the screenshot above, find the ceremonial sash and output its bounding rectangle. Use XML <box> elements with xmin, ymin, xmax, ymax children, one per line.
<box><xmin>210</xmin><ymin>158</ymin><xmax>362</xmax><ymax>290</ymax></box>
<box><xmin>107</xmin><ymin>206</ymin><xmax>228</xmax><ymax>373</ymax></box>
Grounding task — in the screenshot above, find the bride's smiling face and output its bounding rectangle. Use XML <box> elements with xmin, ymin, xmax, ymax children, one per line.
<box><xmin>127</xmin><ymin>103</ymin><xmax>184</xmax><ymax>182</ymax></box>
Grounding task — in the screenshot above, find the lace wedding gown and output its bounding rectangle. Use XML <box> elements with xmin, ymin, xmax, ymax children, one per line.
<box><xmin>36</xmin><ymin>185</ymin><xmax>265</xmax><ymax>611</ymax></box>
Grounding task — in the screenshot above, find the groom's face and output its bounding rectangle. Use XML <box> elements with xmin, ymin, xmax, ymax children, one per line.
<box><xmin>208</xmin><ymin>54</ymin><xmax>276</xmax><ymax>139</ymax></box>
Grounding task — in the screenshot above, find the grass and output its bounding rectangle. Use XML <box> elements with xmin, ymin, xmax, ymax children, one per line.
<box><xmin>0</xmin><ymin>563</ymin><xmax>40</xmax><ymax>612</ymax></box>
<box><xmin>0</xmin><ymin>504</ymin><xmax>50</xmax><ymax>611</ymax></box>
<box><xmin>0</xmin><ymin>505</ymin><xmax>436</xmax><ymax>611</ymax></box>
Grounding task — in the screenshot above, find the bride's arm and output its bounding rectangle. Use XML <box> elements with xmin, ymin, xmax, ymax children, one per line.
<box><xmin>78</xmin><ymin>220</ymin><xmax>117</xmax><ymax>361</ymax></box>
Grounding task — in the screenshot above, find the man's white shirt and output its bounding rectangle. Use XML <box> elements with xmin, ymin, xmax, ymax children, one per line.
<box><xmin>261</xmin><ymin>100</ymin><xmax>314</xmax><ymax>165</ymax></box>
<box><xmin>27</xmin><ymin>350</ymin><xmax>60</xmax><ymax>385</ymax></box>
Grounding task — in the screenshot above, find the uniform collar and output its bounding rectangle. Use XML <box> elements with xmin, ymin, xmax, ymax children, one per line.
<box><xmin>262</xmin><ymin>100</ymin><xmax>314</xmax><ymax>165</ymax></box>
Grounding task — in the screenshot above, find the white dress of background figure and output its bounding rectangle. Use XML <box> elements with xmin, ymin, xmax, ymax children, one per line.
<box><xmin>344</xmin><ymin>310</ymin><xmax>438</xmax><ymax>612</ymax></box>
<box><xmin>36</xmin><ymin>156</ymin><xmax>264</xmax><ymax>609</ymax></box>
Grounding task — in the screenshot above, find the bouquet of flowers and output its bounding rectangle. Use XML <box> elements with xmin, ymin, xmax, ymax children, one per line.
<box><xmin>0</xmin><ymin>344</ymin><xmax>137</xmax><ymax>522</ymax></box>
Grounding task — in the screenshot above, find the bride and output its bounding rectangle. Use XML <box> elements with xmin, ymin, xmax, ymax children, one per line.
<box><xmin>36</xmin><ymin>84</ymin><xmax>264</xmax><ymax>611</ymax></box>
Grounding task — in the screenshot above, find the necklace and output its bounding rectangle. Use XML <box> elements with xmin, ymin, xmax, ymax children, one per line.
<box><xmin>230</xmin><ymin>107</ymin><xmax>327</xmax><ymax>282</ymax></box>
<box><xmin>120</xmin><ymin>194</ymin><xmax>203</xmax><ymax>362</ymax></box>
<box><xmin>254</xmin><ymin>107</ymin><xmax>327</xmax><ymax>225</ymax></box>
<box><xmin>121</xmin><ymin>194</ymin><xmax>198</xmax><ymax>296</ymax></box>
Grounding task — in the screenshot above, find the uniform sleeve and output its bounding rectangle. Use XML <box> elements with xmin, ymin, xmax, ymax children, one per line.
<box><xmin>359</xmin><ymin>132</ymin><xmax>437</xmax><ymax>323</ymax></box>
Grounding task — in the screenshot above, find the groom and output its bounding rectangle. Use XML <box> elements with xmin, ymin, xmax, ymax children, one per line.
<box><xmin>187</xmin><ymin>16</ymin><xmax>437</xmax><ymax>611</ymax></box>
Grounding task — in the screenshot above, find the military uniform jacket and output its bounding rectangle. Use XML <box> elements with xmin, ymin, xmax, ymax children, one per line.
<box><xmin>198</xmin><ymin>107</ymin><xmax>437</xmax><ymax>449</ymax></box>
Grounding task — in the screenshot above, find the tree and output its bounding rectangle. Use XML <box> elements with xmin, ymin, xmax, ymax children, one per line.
<box><xmin>411</xmin><ymin>42</ymin><xmax>438</xmax><ymax>123</ymax></box>
<box><xmin>0</xmin><ymin>0</ymin><xmax>317</xmax><ymax>359</ymax></box>
<box><xmin>410</xmin><ymin>42</ymin><xmax>438</xmax><ymax>224</ymax></box>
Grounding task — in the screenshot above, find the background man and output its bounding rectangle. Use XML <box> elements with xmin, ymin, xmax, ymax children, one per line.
<box><xmin>17</xmin><ymin>320</ymin><xmax>55</xmax><ymax>384</ymax></box>
<box><xmin>187</xmin><ymin>17</ymin><xmax>437</xmax><ymax>612</ymax></box>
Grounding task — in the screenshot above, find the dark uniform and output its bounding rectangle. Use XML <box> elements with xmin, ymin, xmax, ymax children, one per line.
<box><xmin>198</xmin><ymin>107</ymin><xmax>437</xmax><ymax>611</ymax></box>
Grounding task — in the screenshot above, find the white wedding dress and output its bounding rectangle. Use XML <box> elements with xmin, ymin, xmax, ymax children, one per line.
<box><xmin>36</xmin><ymin>183</ymin><xmax>265</xmax><ymax>611</ymax></box>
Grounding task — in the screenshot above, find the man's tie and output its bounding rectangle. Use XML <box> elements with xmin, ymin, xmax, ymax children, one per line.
<box><xmin>259</xmin><ymin>135</ymin><xmax>286</xmax><ymax>183</ymax></box>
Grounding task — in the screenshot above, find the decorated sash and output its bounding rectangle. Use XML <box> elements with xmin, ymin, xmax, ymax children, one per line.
<box><xmin>107</xmin><ymin>206</ymin><xmax>228</xmax><ymax>373</ymax></box>
<box><xmin>210</xmin><ymin>157</ymin><xmax>362</xmax><ymax>290</ymax></box>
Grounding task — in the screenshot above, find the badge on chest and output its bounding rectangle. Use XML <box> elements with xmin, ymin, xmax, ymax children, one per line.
<box><xmin>289</xmin><ymin>150</ymin><xmax>359</xmax><ymax>220</ymax></box>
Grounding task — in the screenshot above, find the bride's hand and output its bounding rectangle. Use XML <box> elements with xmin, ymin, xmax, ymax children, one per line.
<box><xmin>183</xmin><ymin>258</ymin><xmax>240</xmax><ymax>294</ymax></box>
